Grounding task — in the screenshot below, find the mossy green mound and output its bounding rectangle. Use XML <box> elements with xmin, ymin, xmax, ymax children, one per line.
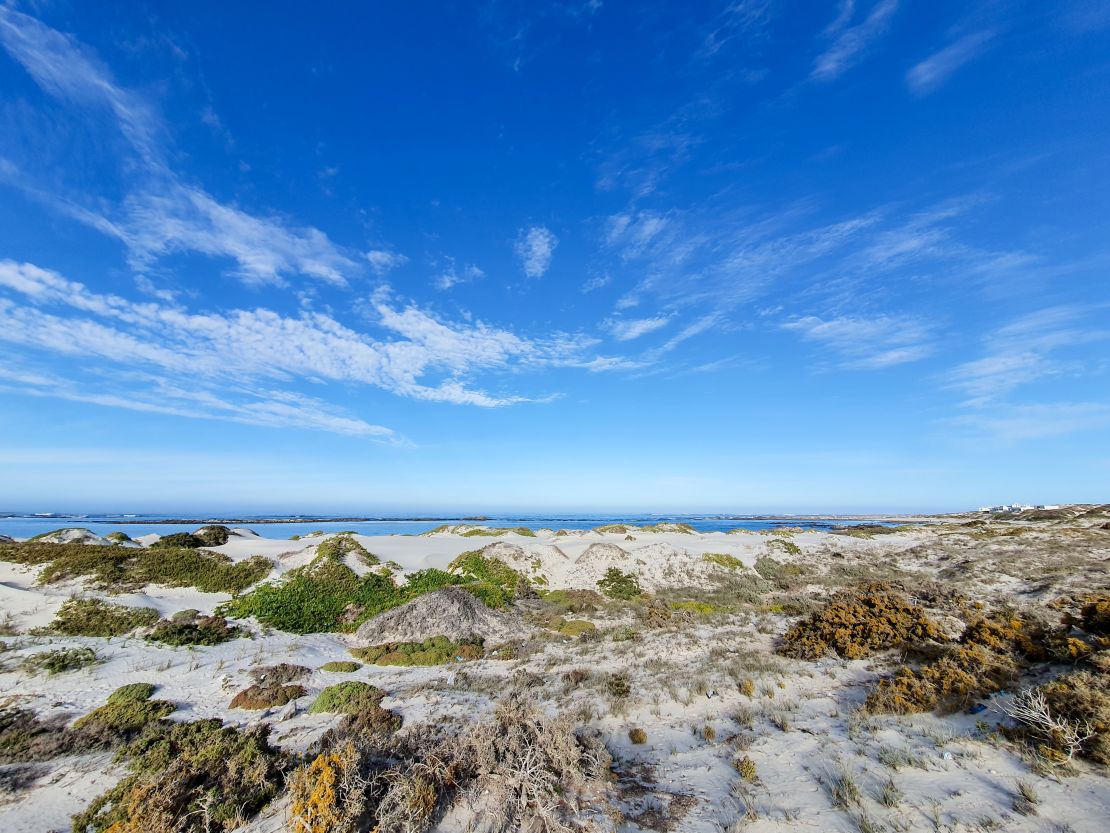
<box><xmin>351</xmin><ymin>636</ymin><xmax>484</xmax><ymax>666</ymax></box>
<box><xmin>320</xmin><ymin>661</ymin><xmax>361</xmax><ymax>672</ymax></box>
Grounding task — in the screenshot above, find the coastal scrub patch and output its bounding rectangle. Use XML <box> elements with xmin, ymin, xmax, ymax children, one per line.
<box><xmin>251</xmin><ymin>663</ymin><xmax>310</xmax><ymax>685</ymax></box>
<box><xmin>447</xmin><ymin>550</ymin><xmax>523</xmax><ymax>592</ymax></box>
<box><xmin>193</xmin><ymin>525</ymin><xmax>232</xmax><ymax>546</ymax></box>
<box><xmin>72</xmin><ymin>718</ymin><xmax>287</xmax><ymax>833</ymax></box>
<box><xmin>150</xmin><ymin>532</ymin><xmax>206</xmax><ymax>549</ymax></box>
<box><xmin>0</xmin><ymin>541</ymin><xmax>270</xmax><ymax>594</ymax></box>
<box><xmin>597</xmin><ymin>567</ymin><xmax>642</xmax><ymax>600</ymax></box>
<box><xmin>73</xmin><ymin>684</ymin><xmax>176</xmax><ymax>741</ymax></box>
<box><xmin>702</xmin><ymin>553</ymin><xmax>744</xmax><ymax>570</ymax></box>
<box><xmin>352</xmin><ymin>636</ymin><xmax>484</xmax><ymax>666</ymax></box>
<box><xmin>21</xmin><ymin>646</ymin><xmax>99</xmax><ymax>675</ymax></box>
<box><xmin>753</xmin><ymin>555</ymin><xmax>807</xmax><ymax>590</ymax></box>
<box><xmin>779</xmin><ymin>583</ymin><xmax>944</xmax><ymax>660</ymax></box>
<box><xmin>315</xmin><ymin>533</ymin><xmax>379</xmax><ymax>566</ymax></box>
<box><xmin>50</xmin><ymin>597</ymin><xmax>159</xmax><ymax>636</ymax></box>
<box><xmin>225</xmin><ymin>553</ymin><xmax>402</xmax><ymax>633</ymax></box>
<box><xmin>146</xmin><ymin>612</ymin><xmax>242</xmax><ymax>646</ymax></box>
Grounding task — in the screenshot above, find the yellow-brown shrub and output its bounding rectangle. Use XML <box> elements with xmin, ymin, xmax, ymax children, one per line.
<box><xmin>778</xmin><ymin>584</ymin><xmax>944</xmax><ymax>660</ymax></box>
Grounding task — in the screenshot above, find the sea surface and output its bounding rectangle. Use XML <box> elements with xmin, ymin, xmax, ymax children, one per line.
<box><xmin>0</xmin><ymin>513</ymin><xmax>907</xmax><ymax>540</ymax></box>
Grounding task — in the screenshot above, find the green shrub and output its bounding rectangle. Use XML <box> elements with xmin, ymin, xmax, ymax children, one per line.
<box><xmin>779</xmin><ymin>583</ymin><xmax>944</xmax><ymax>660</ymax></box>
<box><xmin>702</xmin><ymin>553</ymin><xmax>744</xmax><ymax>570</ymax></box>
<box><xmin>105</xmin><ymin>531</ymin><xmax>132</xmax><ymax>543</ymax></box>
<box><xmin>754</xmin><ymin>555</ymin><xmax>807</xmax><ymax>589</ymax></box>
<box><xmin>554</xmin><ymin>619</ymin><xmax>596</xmax><ymax>637</ymax></box>
<box><xmin>193</xmin><ymin>525</ymin><xmax>232</xmax><ymax>546</ymax></box>
<box><xmin>309</xmin><ymin>681</ymin><xmax>387</xmax><ymax>714</ymax></box>
<box><xmin>225</xmin><ymin>555</ymin><xmax>403</xmax><ymax>634</ymax></box>
<box><xmin>597</xmin><ymin>568</ymin><xmax>642</xmax><ymax>600</ymax></box>
<box><xmin>460</xmin><ymin>581</ymin><xmax>511</xmax><ymax>608</ymax></box>
<box><xmin>352</xmin><ymin>636</ymin><xmax>484</xmax><ymax>666</ymax></box>
<box><xmin>72</xmin><ymin>718</ymin><xmax>287</xmax><ymax>833</ymax></box>
<box><xmin>151</xmin><ymin>532</ymin><xmax>206</xmax><ymax>549</ymax></box>
<box><xmin>147</xmin><ymin>613</ymin><xmax>242</xmax><ymax>646</ymax></box>
<box><xmin>539</xmin><ymin>589</ymin><xmax>603</xmax><ymax>613</ymax></box>
<box><xmin>767</xmin><ymin>538</ymin><xmax>801</xmax><ymax>557</ymax></box>
<box><xmin>0</xmin><ymin>541</ymin><xmax>270</xmax><ymax>594</ymax></box>
<box><xmin>50</xmin><ymin>597</ymin><xmax>159</xmax><ymax>636</ymax></box>
<box><xmin>404</xmin><ymin>568</ymin><xmax>464</xmax><ymax>594</ymax></box>
<box><xmin>320</xmin><ymin>661</ymin><xmax>361</xmax><ymax>673</ymax></box>
<box><xmin>21</xmin><ymin>647</ymin><xmax>98</xmax><ymax>675</ymax></box>
<box><xmin>73</xmin><ymin>684</ymin><xmax>175</xmax><ymax>737</ymax></box>
<box><xmin>315</xmin><ymin>533</ymin><xmax>379</xmax><ymax>565</ymax></box>
<box><xmin>447</xmin><ymin>550</ymin><xmax>523</xmax><ymax>591</ymax></box>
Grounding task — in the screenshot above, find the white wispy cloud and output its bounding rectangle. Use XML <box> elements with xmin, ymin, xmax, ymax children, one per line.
<box><xmin>514</xmin><ymin>225</ymin><xmax>558</xmax><ymax>278</ymax></box>
<box><xmin>945</xmin><ymin>304</ymin><xmax>1109</xmax><ymax>405</ymax></box>
<box><xmin>435</xmin><ymin>260</ymin><xmax>484</xmax><ymax>290</ymax></box>
<box><xmin>783</xmin><ymin>313</ymin><xmax>934</xmax><ymax>369</ymax></box>
<box><xmin>0</xmin><ymin>7</ymin><xmax>359</xmax><ymax>286</ymax></box>
<box><xmin>607</xmin><ymin>316</ymin><xmax>671</xmax><ymax>342</ymax></box>
<box><xmin>366</xmin><ymin>249</ymin><xmax>409</xmax><ymax>276</ymax></box>
<box><xmin>906</xmin><ymin>30</ymin><xmax>994</xmax><ymax>96</ymax></box>
<box><xmin>0</xmin><ymin>261</ymin><xmax>598</xmax><ymax>429</ymax></box>
<box><xmin>812</xmin><ymin>0</ymin><xmax>899</xmax><ymax>81</ymax></box>
<box><xmin>947</xmin><ymin>402</ymin><xmax>1110</xmax><ymax>442</ymax></box>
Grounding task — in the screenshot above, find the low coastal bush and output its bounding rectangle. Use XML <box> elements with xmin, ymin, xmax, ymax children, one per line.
<box><xmin>105</xmin><ymin>531</ymin><xmax>132</xmax><ymax>543</ymax></box>
<box><xmin>50</xmin><ymin>597</ymin><xmax>159</xmax><ymax>636</ymax></box>
<box><xmin>146</xmin><ymin>612</ymin><xmax>242</xmax><ymax>646</ymax></box>
<box><xmin>321</xmin><ymin>661</ymin><xmax>361</xmax><ymax>672</ymax></box>
<box><xmin>309</xmin><ymin>681</ymin><xmax>389</xmax><ymax>715</ymax></box>
<box><xmin>0</xmin><ymin>541</ymin><xmax>270</xmax><ymax>594</ymax></box>
<box><xmin>225</xmin><ymin>554</ymin><xmax>401</xmax><ymax>633</ymax></box>
<box><xmin>230</xmin><ymin>681</ymin><xmax>306</xmax><ymax>710</ymax></box>
<box><xmin>21</xmin><ymin>646</ymin><xmax>98</xmax><ymax>675</ymax></box>
<box><xmin>72</xmin><ymin>718</ymin><xmax>288</xmax><ymax>833</ymax></box>
<box><xmin>0</xmin><ymin>708</ymin><xmax>76</xmax><ymax>764</ymax></box>
<box><xmin>597</xmin><ymin>567</ymin><xmax>643</xmax><ymax>600</ymax></box>
<box><xmin>150</xmin><ymin>532</ymin><xmax>206</xmax><ymax>549</ymax></box>
<box><xmin>447</xmin><ymin>550</ymin><xmax>522</xmax><ymax>592</ymax></box>
<box><xmin>702</xmin><ymin>553</ymin><xmax>744</xmax><ymax>570</ymax></box>
<box><xmin>865</xmin><ymin>644</ymin><xmax>1017</xmax><ymax>714</ymax></box>
<box><xmin>669</xmin><ymin>600</ymin><xmax>720</xmax><ymax>615</ymax></box>
<box><xmin>754</xmin><ymin>555</ymin><xmax>807</xmax><ymax>590</ymax></box>
<box><xmin>540</xmin><ymin>588</ymin><xmax>603</xmax><ymax>614</ymax></box>
<box><xmin>553</xmin><ymin>618</ymin><xmax>596</xmax><ymax>637</ymax></box>
<box><xmin>779</xmin><ymin>583</ymin><xmax>944</xmax><ymax>660</ymax></box>
<box><xmin>628</xmin><ymin>727</ymin><xmax>647</xmax><ymax>744</ymax></box>
<box><xmin>193</xmin><ymin>524</ymin><xmax>232</xmax><ymax>546</ymax></box>
<box><xmin>73</xmin><ymin>683</ymin><xmax>176</xmax><ymax>740</ymax></box>
<box><xmin>352</xmin><ymin>636</ymin><xmax>484</xmax><ymax>666</ymax></box>
<box><xmin>1080</xmin><ymin>594</ymin><xmax>1110</xmax><ymax>636</ymax></box>
<box><xmin>315</xmin><ymin>533</ymin><xmax>379</xmax><ymax>565</ymax></box>
<box><xmin>291</xmin><ymin>691</ymin><xmax>609</xmax><ymax>833</ymax></box>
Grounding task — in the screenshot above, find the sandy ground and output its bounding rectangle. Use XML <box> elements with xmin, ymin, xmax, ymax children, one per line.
<box><xmin>2</xmin><ymin>518</ymin><xmax>1109</xmax><ymax>832</ymax></box>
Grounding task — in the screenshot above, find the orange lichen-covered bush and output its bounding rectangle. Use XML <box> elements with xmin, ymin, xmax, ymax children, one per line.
<box><xmin>865</xmin><ymin>643</ymin><xmax>1017</xmax><ymax>714</ymax></box>
<box><xmin>962</xmin><ymin>612</ymin><xmax>1047</xmax><ymax>660</ymax></box>
<box><xmin>778</xmin><ymin>583</ymin><xmax>944</xmax><ymax>660</ymax></box>
<box><xmin>288</xmin><ymin>742</ymin><xmax>362</xmax><ymax>833</ymax></box>
<box><xmin>1080</xmin><ymin>594</ymin><xmax>1110</xmax><ymax>636</ymax></box>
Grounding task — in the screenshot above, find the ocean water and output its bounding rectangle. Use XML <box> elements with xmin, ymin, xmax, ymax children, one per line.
<box><xmin>0</xmin><ymin>513</ymin><xmax>904</xmax><ymax>540</ymax></box>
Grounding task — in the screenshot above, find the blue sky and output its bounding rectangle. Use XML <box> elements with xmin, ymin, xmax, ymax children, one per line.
<box><xmin>0</xmin><ymin>0</ymin><xmax>1108</xmax><ymax>514</ymax></box>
